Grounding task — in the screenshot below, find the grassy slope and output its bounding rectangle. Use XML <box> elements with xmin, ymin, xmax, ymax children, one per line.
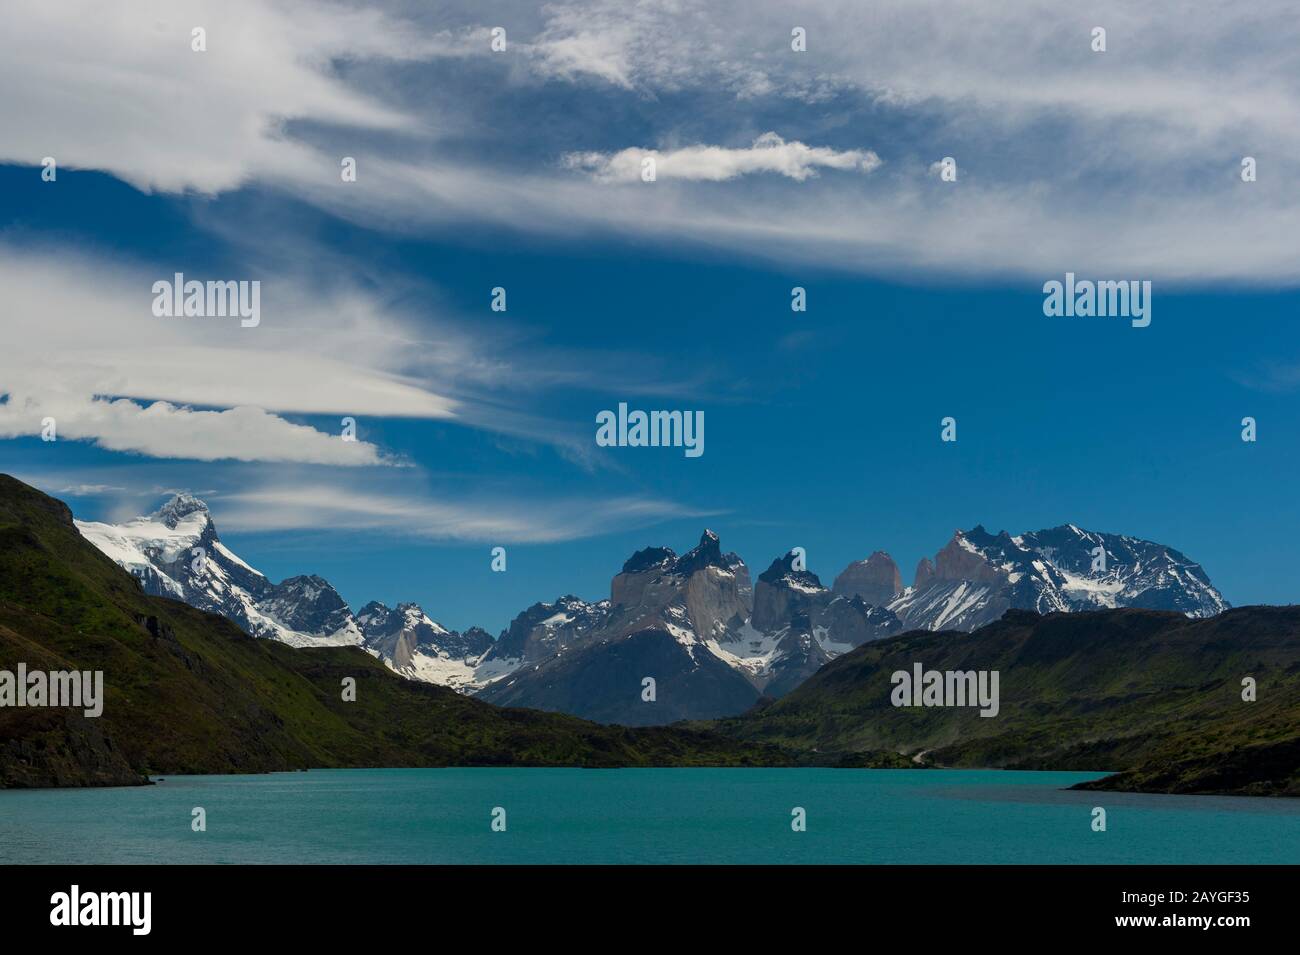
<box><xmin>707</xmin><ymin>607</ymin><xmax>1300</xmax><ymax>796</ymax></box>
<box><xmin>0</xmin><ymin>475</ymin><xmax>787</xmax><ymax>787</ymax></box>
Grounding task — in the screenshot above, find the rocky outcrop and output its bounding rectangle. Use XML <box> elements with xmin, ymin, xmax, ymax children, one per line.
<box><xmin>257</xmin><ymin>575</ymin><xmax>355</xmax><ymax>638</ymax></box>
<box><xmin>481</xmin><ymin>595</ymin><xmax>608</xmax><ymax>666</ymax></box>
<box><xmin>0</xmin><ymin>711</ymin><xmax>147</xmax><ymax>789</ymax></box>
<box><xmin>817</xmin><ymin>595</ymin><xmax>903</xmax><ymax>648</ymax></box>
<box><xmin>752</xmin><ymin>552</ymin><xmax>831</xmax><ymax>632</ymax></box>
<box><xmin>832</xmin><ymin>551</ymin><xmax>902</xmax><ymax>605</ymax></box>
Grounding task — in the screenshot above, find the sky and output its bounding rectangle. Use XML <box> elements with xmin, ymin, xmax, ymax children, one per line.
<box><xmin>3</xmin><ymin>0</ymin><xmax>1299</xmax><ymax>632</ymax></box>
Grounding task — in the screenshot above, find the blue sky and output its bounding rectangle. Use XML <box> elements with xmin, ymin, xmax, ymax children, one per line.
<box><xmin>3</xmin><ymin>1</ymin><xmax>1299</xmax><ymax>631</ymax></box>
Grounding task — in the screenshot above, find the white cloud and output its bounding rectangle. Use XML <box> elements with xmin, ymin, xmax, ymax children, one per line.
<box><xmin>563</xmin><ymin>133</ymin><xmax>880</xmax><ymax>182</ymax></box>
<box><xmin>292</xmin><ymin>0</ymin><xmax>1300</xmax><ymax>284</ymax></box>
<box><xmin>0</xmin><ymin>241</ymin><xmax>704</xmax><ymax>466</ymax></box>
<box><xmin>0</xmin><ymin>246</ymin><xmax>454</xmax><ymax>464</ymax></box>
<box><xmin>7</xmin><ymin>0</ymin><xmax>1300</xmax><ymax>284</ymax></box>
<box><xmin>216</xmin><ymin>481</ymin><xmax>716</xmax><ymax>544</ymax></box>
<box><xmin>0</xmin><ymin>0</ymin><xmax>440</xmax><ymax>194</ymax></box>
<box><xmin>4</xmin><ymin>398</ymin><xmax>387</xmax><ymax>466</ymax></box>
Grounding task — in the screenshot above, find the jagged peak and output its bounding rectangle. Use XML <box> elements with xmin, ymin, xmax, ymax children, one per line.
<box><xmin>272</xmin><ymin>574</ymin><xmax>343</xmax><ymax>602</ymax></box>
<box><xmin>758</xmin><ymin>551</ymin><xmax>824</xmax><ymax>589</ymax></box>
<box><xmin>151</xmin><ymin>492</ymin><xmax>210</xmax><ymax>529</ymax></box>
<box><xmin>674</xmin><ymin>528</ymin><xmax>726</xmax><ymax>576</ymax></box>
<box><xmin>621</xmin><ymin>545</ymin><xmax>677</xmax><ymax>575</ymax></box>
<box><xmin>832</xmin><ymin>550</ymin><xmax>902</xmax><ymax>601</ymax></box>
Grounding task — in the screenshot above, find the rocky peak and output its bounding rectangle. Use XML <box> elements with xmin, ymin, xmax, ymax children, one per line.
<box><xmin>752</xmin><ymin>552</ymin><xmax>829</xmax><ymax>632</ymax></box>
<box><xmin>913</xmin><ymin>556</ymin><xmax>936</xmax><ymax>589</ymax></box>
<box><xmin>621</xmin><ymin>545</ymin><xmax>677</xmax><ymax>575</ymax></box>
<box><xmin>832</xmin><ymin>551</ymin><xmax>902</xmax><ymax>605</ymax></box>
<box><xmin>486</xmin><ymin>594</ymin><xmax>608</xmax><ymax>664</ymax></box>
<box><xmin>461</xmin><ymin>626</ymin><xmax>495</xmax><ymax>653</ymax></box>
<box><xmin>258</xmin><ymin>575</ymin><xmax>353</xmax><ymax>636</ymax></box>
<box><xmin>931</xmin><ymin>529</ymin><xmax>1008</xmax><ymax>586</ymax></box>
<box><xmin>674</xmin><ymin>529</ymin><xmax>724</xmax><ymax>576</ymax></box>
<box><xmin>152</xmin><ymin>492</ymin><xmax>210</xmax><ymax>529</ymax></box>
<box><xmin>757</xmin><ymin>551</ymin><xmax>824</xmax><ymax>590</ymax></box>
<box><xmin>355</xmin><ymin>600</ymin><xmax>392</xmax><ymax>627</ymax></box>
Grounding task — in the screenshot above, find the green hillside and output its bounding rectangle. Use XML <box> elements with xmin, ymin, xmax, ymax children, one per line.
<box><xmin>0</xmin><ymin>475</ymin><xmax>785</xmax><ymax>787</ymax></box>
<box><xmin>709</xmin><ymin>607</ymin><xmax>1300</xmax><ymax>796</ymax></box>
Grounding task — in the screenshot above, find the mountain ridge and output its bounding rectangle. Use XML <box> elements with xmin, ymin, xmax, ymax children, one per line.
<box><xmin>74</xmin><ymin>492</ymin><xmax>1231</xmax><ymax>724</ymax></box>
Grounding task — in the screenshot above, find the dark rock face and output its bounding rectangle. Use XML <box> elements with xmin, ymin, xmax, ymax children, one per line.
<box><xmin>0</xmin><ymin>711</ymin><xmax>146</xmax><ymax>789</ymax></box>
<box><xmin>818</xmin><ymin>595</ymin><xmax>903</xmax><ymax>647</ymax></box>
<box><xmin>257</xmin><ymin>575</ymin><xmax>354</xmax><ymax>637</ymax></box>
<box><xmin>674</xmin><ymin>529</ymin><xmax>725</xmax><ymax>576</ymax></box>
<box><xmin>621</xmin><ymin>546</ymin><xmax>677</xmax><ymax>575</ymax></box>
<box><xmin>752</xmin><ymin>552</ymin><xmax>830</xmax><ymax>632</ymax></box>
<box><xmin>480</xmin><ymin>595</ymin><xmax>609</xmax><ymax>667</ymax></box>
<box><xmin>460</xmin><ymin>627</ymin><xmax>496</xmax><ymax>657</ymax></box>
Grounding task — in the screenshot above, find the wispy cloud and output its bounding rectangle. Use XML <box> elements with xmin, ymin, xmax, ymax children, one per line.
<box><xmin>7</xmin><ymin>1</ymin><xmax>1300</xmax><ymax>282</ymax></box>
<box><xmin>211</xmin><ymin>482</ymin><xmax>718</xmax><ymax>544</ymax></box>
<box><xmin>55</xmin><ymin>483</ymin><xmax>126</xmax><ymax>496</ymax></box>
<box><xmin>13</xmin><ymin>466</ymin><xmax>716</xmax><ymax>544</ymax></box>
<box><xmin>0</xmin><ymin>0</ymin><xmax>434</xmax><ymax>194</ymax></box>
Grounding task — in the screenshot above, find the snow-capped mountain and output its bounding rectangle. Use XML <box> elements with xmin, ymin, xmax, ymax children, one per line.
<box><xmin>480</xmin><ymin>531</ymin><xmax>762</xmax><ymax>723</ymax></box>
<box><xmin>887</xmin><ymin>524</ymin><xmax>1229</xmax><ymax>632</ymax></box>
<box><xmin>76</xmin><ymin>492</ymin><xmax>522</xmax><ymax>687</ymax></box>
<box><xmin>714</xmin><ymin>549</ymin><xmax>903</xmax><ymax>697</ymax></box>
<box><xmin>77</xmin><ymin>495</ymin><xmax>1231</xmax><ymax>722</ymax></box>
<box><xmin>477</xmin><ymin>594</ymin><xmax>610</xmax><ymax>670</ymax></box>
<box><xmin>481</xmin><ymin>530</ymin><xmax>904</xmax><ymax>721</ymax></box>
<box><xmin>355</xmin><ymin>601</ymin><xmax>495</xmax><ymax>691</ymax></box>
<box><xmin>75</xmin><ymin>495</ymin><xmax>363</xmax><ymax>647</ymax></box>
<box><xmin>481</xmin><ymin>523</ymin><xmax>1228</xmax><ymax>722</ymax></box>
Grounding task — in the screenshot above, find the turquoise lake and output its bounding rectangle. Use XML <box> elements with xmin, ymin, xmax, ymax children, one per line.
<box><xmin>2</xmin><ymin>768</ymin><xmax>1297</xmax><ymax>864</ymax></box>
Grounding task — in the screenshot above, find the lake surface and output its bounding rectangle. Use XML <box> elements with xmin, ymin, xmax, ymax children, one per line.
<box><xmin>2</xmin><ymin>768</ymin><xmax>1298</xmax><ymax>864</ymax></box>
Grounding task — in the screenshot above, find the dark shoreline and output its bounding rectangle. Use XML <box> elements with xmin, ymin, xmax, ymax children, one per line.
<box><xmin>5</xmin><ymin>761</ymin><xmax>1296</xmax><ymax>799</ymax></box>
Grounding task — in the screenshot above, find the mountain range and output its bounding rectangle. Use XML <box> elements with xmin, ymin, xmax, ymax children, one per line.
<box><xmin>3</xmin><ymin>475</ymin><xmax>1294</xmax><ymax>797</ymax></box>
<box><xmin>0</xmin><ymin>475</ymin><xmax>784</xmax><ymax>788</ymax></box>
<box><xmin>75</xmin><ymin>493</ymin><xmax>1229</xmax><ymax>724</ymax></box>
